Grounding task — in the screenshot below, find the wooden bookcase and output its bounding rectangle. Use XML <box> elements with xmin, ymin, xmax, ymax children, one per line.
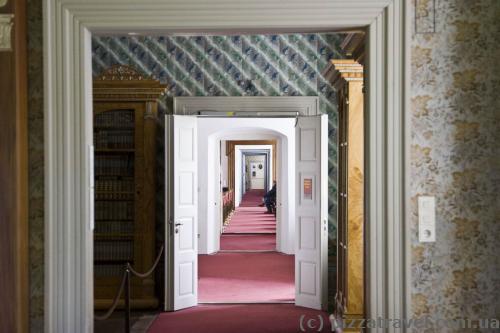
<box><xmin>93</xmin><ymin>65</ymin><xmax>167</xmax><ymax>309</ymax></box>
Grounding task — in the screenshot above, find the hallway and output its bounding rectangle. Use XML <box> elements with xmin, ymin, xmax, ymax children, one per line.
<box><xmin>221</xmin><ymin>189</ymin><xmax>276</xmax><ymax>250</ymax></box>
<box><xmin>198</xmin><ymin>189</ymin><xmax>293</xmax><ymax>303</ymax></box>
<box><xmin>147</xmin><ymin>190</ymin><xmax>305</xmax><ymax>332</ymax></box>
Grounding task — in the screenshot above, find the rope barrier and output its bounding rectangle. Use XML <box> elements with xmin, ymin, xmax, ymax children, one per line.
<box><xmin>94</xmin><ymin>245</ymin><xmax>164</xmax><ymax>324</ymax></box>
<box><xmin>127</xmin><ymin>245</ymin><xmax>164</xmax><ymax>278</ymax></box>
<box><xmin>94</xmin><ymin>269</ymin><xmax>128</xmax><ymax>321</ymax></box>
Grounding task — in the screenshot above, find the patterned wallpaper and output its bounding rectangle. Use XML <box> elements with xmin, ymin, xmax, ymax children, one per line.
<box><xmin>26</xmin><ymin>0</ymin><xmax>500</xmax><ymax>331</ymax></box>
<box><xmin>410</xmin><ymin>0</ymin><xmax>500</xmax><ymax>330</ymax></box>
<box><xmin>91</xmin><ymin>34</ymin><xmax>346</xmax><ymax>256</ymax></box>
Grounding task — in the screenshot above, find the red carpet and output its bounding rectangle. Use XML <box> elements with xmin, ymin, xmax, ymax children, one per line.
<box><xmin>224</xmin><ymin>189</ymin><xmax>276</xmax><ymax>234</ymax></box>
<box><xmin>148</xmin><ymin>304</ymin><xmax>331</xmax><ymax>333</ymax></box>
<box><xmin>238</xmin><ymin>189</ymin><xmax>266</xmax><ymax>207</ymax></box>
<box><xmin>198</xmin><ymin>252</ymin><xmax>294</xmax><ymax>303</ymax></box>
<box><xmin>220</xmin><ymin>234</ymin><xmax>276</xmax><ymax>251</ymax></box>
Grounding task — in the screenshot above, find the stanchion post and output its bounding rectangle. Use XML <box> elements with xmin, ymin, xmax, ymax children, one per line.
<box><xmin>124</xmin><ymin>267</ymin><xmax>131</xmax><ymax>333</ymax></box>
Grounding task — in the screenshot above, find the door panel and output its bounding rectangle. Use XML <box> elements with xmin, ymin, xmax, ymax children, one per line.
<box><xmin>295</xmin><ymin>115</ymin><xmax>328</xmax><ymax>310</ymax></box>
<box><xmin>166</xmin><ymin>115</ymin><xmax>198</xmax><ymax>311</ymax></box>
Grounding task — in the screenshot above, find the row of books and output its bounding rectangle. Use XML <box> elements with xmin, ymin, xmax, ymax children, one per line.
<box><xmin>95</xmin><ymin>192</ymin><xmax>134</xmax><ymax>200</ymax></box>
<box><xmin>95</xmin><ymin>176</ymin><xmax>134</xmax><ymax>192</ymax></box>
<box><xmin>94</xmin><ymin>130</ymin><xmax>135</xmax><ymax>150</ymax></box>
<box><xmin>94</xmin><ymin>264</ymin><xmax>124</xmax><ymax>277</ymax></box>
<box><xmin>95</xmin><ymin>155</ymin><xmax>134</xmax><ymax>176</ymax></box>
<box><xmin>95</xmin><ymin>220</ymin><xmax>134</xmax><ymax>234</ymax></box>
<box><xmin>95</xmin><ymin>201</ymin><xmax>134</xmax><ymax>220</ymax></box>
<box><xmin>94</xmin><ymin>240</ymin><xmax>134</xmax><ymax>261</ymax></box>
<box><xmin>95</xmin><ymin>109</ymin><xmax>134</xmax><ymax>128</ymax></box>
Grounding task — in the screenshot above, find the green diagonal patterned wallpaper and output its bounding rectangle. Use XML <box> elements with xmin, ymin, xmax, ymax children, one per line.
<box><xmin>92</xmin><ymin>34</ymin><xmax>345</xmax><ymax>304</ymax></box>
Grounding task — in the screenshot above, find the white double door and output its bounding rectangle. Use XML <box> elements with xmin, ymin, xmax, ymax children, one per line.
<box><xmin>165</xmin><ymin>115</ymin><xmax>328</xmax><ymax>311</ymax></box>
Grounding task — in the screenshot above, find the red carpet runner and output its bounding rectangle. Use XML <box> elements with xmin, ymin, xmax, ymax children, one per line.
<box><xmin>220</xmin><ymin>234</ymin><xmax>276</xmax><ymax>251</ymax></box>
<box><xmin>223</xmin><ymin>189</ymin><xmax>276</xmax><ymax>234</ymax></box>
<box><xmin>221</xmin><ymin>189</ymin><xmax>276</xmax><ymax>251</ymax></box>
<box><xmin>198</xmin><ymin>252</ymin><xmax>294</xmax><ymax>303</ymax></box>
<box><xmin>147</xmin><ymin>189</ymin><xmax>302</xmax><ymax>332</ymax></box>
<box><xmin>199</xmin><ymin>189</ymin><xmax>293</xmax><ymax>303</ymax></box>
<box><xmin>148</xmin><ymin>304</ymin><xmax>331</xmax><ymax>333</ymax></box>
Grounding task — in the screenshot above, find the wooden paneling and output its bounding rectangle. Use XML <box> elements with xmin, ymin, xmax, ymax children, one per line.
<box><xmin>331</xmin><ymin>59</ymin><xmax>364</xmax><ymax>331</ymax></box>
<box><xmin>0</xmin><ymin>0</ymin><xmax>28</xmax><ymax>332</ymax></box>
<box><xmin>346</xmin><ymin>80</ymin><xmax>364</xmax><ymax>314</ymax></box>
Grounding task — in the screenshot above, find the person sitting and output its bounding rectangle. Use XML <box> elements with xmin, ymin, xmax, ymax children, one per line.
<box><xmin>260</xmin><ymin>181</ymin><xmax>276</xmax><ymax>213</ymax></box>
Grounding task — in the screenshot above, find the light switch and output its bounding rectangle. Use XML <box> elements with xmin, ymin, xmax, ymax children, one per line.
<box><xmin>418</xmin><ymin>196</ymin><xmax>435</xmax><ymax>242</ymax></box>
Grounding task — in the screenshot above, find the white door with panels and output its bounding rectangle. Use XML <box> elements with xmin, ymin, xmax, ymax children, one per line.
<box><xmin>295</xmin><ymin>115</ymin><xmax>328</xmax><ymax>310</ymax></box>
<box><xmin>165</xmin><ymin>115</ymin><xmax>198</xmax><ymax>311</ymax></box>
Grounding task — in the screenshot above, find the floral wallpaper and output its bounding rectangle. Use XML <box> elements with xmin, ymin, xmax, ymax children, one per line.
<box><xmin>410</xmin><ymin>0</ymin><xmax>500</xmax><ymax>331</ymax></box>
<box><xmin>26</xmin><ymin>0</ymin><xmax>500</xmax><ymax>331</ymax></box>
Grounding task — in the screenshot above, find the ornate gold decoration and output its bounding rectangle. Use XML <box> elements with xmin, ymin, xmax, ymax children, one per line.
<box><xmin>95</xmin><ymin>64</ymin><xmax>149</xmax><ymax>81</ymax></box>
<box><xmin>93</xmin><ymin>65</ymin><xmax>168</xmax><ymax>101</ymax></box>
<box><xmin>0</xmin><ymin>14</ymin><xmax>14</xmax><ymax>51</ymax></box>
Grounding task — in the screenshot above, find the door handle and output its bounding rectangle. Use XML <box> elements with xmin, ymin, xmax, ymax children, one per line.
<box><xmin>175</xmin><ymin>222</ymin><xmax>183</xmax><ymax>227</ymax></box>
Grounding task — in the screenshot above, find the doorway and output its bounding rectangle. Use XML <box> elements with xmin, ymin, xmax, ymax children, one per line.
<box><xmin>44</xmin><ymin>2</ymin><xmax>410</xmax><ymax>326</ymax></box>
<box><xmin>200</xmin><ymin>139</ymin><xmax>288</xmax><ymax>304</ymax></box>
<box><xmin>165</xmin><ymin>111</ymin><xmax>328</xmax><ymax>311</ymax></box>
<box><xmin>222</xmin><ymin>144</ymin><xmax>276</xmax><ymax>251</ymax></box>
<box><xmin>242</xmin><ymin>152</ymin><xmax>268</xmax><ymax>193</ymax></box>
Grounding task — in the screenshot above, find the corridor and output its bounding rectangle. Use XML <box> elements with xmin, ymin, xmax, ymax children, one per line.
<box><xmin>147</xmin><ymin>190</ymin><xmax>313</xmax><ymax>333</ymax></box>
<box><xmin>198</xmin><ymin>189</ymin><xmax>294</xmax><ymax>303</ymax></box>
<box><xmin>221</xmin><ymin>189</ymin><xmax>276</xmax><ymax>250</ymax></box>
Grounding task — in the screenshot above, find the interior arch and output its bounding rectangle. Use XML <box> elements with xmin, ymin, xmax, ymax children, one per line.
<box><xmin>197</xmin><ymin>118</ymin><xmax>296</xmax><ymax>254</ymax></box>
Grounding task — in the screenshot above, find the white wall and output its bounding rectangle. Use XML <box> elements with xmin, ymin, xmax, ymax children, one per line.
<box><xmin>197</xmin><ymin>118</ymin><xmax>295</xmax><ymax>255</ymax></box>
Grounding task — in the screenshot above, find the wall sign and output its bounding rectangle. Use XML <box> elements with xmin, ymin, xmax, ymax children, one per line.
<box><xmin>303</xmin><ymin>178</ymin><xmax>313</xmax><ymax>200</ymax></box>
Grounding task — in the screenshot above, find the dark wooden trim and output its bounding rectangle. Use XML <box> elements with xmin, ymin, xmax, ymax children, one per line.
<box><xmin>0</xmin><ymin>0</ymin><xmax>29</xmax><ymax>331</ymax></box>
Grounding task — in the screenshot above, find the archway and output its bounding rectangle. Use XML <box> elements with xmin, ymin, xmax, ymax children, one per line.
<box><xmin>197</xmin><ymin>118</ymin><xmax>295</xmax><ymax>255</ymax></box>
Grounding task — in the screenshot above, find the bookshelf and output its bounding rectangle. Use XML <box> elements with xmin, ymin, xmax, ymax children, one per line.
<box><xmin>93</xmin><ymin>65</ymin><xmax>167</xmax><ymax>309</ymax></box>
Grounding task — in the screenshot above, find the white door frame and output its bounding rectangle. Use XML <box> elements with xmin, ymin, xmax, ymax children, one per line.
<box><xmin>43</xmin><ymin>1</ymin><xmax>410</xmax><ymax>332</ymax></box>
<box><xmin>197</xmin><ymin>115</ymin><xmax>295</xmax><ymax>255</ymax></box>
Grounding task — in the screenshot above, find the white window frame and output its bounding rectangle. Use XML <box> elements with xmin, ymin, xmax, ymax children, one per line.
<box><xmin>43</xmin><ymin>1</ymin><xmax>411</xmax><ymax>332</ymax></box>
